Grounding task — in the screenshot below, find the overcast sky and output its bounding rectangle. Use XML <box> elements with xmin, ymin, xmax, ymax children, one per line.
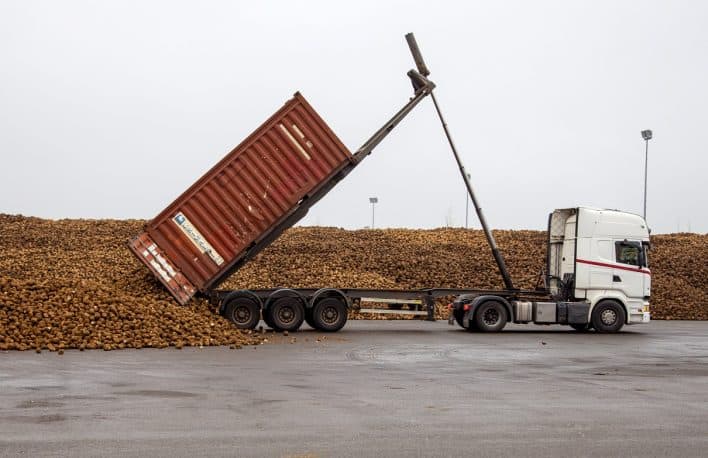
<box><xmin>1</xmin><ymin>1</ymin><xmax>706</xmax><ymax>234</ymax></box>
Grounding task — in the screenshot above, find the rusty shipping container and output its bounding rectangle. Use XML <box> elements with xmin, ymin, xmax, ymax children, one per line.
<box><xmin>129</xmin><ymin>92</ymin><xmax>353</xmax><ymax>304</ymax></box>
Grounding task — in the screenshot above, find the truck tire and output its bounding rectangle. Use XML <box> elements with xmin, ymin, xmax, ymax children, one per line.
<box><xmin>267</xmin><ymin>297</ymin><xmax>305</xmax><ymax>332</ymax></box>
<box><xmin>591</xmin><ymin>300</ymin><xmax>625</xmax><ymax>333</ymax></box>
<box><xmin>311</xmin><ymin>297</ymin><xmax>348</xmax><ymax>332</ymax></box>
<box><xmin>263</xmin><ymin>308</ymin><xmax>277</xmax><ymax>330</ymax></box>
<box><xmin>304</xmin><ymin>307</ymin><xmax>317</xmax><ymax>329</ymax></box>
<box><xmin>474</xmin><ymin>301</ymin><xmax>507</xmax><ymax>332</ymax></box>
<box><xmin>453</xmin><ymin>308</ymin><xmax>465</xmax><ymax>328</ymax></box>
<box><xmin>570</xmin><ymin>323</ymin><xmax>590</xmax><ymax>332</ymax></box>
<box><xmin>224</xmin><ymin>297</ymin><xmax>260</xmax><ymax>330</ymax></box>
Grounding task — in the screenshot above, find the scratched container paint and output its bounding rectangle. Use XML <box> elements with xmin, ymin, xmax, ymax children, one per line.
<box><xmin>129</xmin><ymin>92</ymin><xmax>352</xmax><ymax>304</ymax></box>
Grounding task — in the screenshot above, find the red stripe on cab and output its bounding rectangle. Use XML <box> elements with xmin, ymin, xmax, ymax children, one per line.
<box><xmin>576</xmin><ymin>258</ymin><xmax>651</xmax><ymax>276</ymax></box>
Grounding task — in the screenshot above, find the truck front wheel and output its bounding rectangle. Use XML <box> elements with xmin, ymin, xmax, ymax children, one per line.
<box><xmin>591</xmin><ymin>301</ymin><xmax>625</xmax><ymax>333</ymax></box>
<box><xmin>474</xmin><ymin>301</ymin><xmax>507</xmax><ymax>332</ymax></box>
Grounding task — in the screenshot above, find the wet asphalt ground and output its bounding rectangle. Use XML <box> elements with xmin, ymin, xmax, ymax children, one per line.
<box><xmin>1</xmin><ymin>320</ymin><xmax>707</xmax><ymax>457</ymax></box>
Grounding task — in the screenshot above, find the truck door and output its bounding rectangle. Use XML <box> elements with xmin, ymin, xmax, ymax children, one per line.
<box><xmin>613</xmin><ymin>241</ymin><xmax>648</xmax><ymax>301</ymax></box>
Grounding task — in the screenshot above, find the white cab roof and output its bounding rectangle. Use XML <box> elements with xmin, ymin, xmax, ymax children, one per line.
<box><xmin>572</xmin><ymin>207</ymin><xmax>649</xmax><ymax>240</ymax></box>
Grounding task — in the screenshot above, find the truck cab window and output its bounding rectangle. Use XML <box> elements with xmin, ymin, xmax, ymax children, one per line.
<box><xmin>615</xmin><ymin>242</ymin><xmax>640</xmax><ymax>266</ymax></box>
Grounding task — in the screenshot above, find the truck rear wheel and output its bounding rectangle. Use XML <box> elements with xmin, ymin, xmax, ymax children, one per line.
<box><xmin>224</xmin><ymin>297</ymin><xmax>260</xmax><ymax>330</ymax></box>
<box><xmin>474</xmin><ymin>301</ymin><xmax>507</xmax><ymax>332</ymax></box>
<box><xmin>267</xmin><ymin>297</ymin><xmax>305</xmax><ymax>332</ymax></box>
<box><xmin>453</xmin><ymin>308</ymin><xmax>465</xmax><ymax>328</ymax></box>
<box><xmin>311</xmin><ymin>298</ymin><xmax>348</xmax><ymax>332</ymax></box>
<box><xmin>591</xmin><ymin>300</ymin><xmax>625</xmax><ymax>333</ymax></box>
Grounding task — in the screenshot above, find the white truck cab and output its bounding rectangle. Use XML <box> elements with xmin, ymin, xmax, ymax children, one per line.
<box><xmin>450</xmin><ymin>206</ymin><xmax>651</xmax><ymax>333</ymax></box>
<box><xmin>548</xmin><ymin>207</ymin><xmax>651</xmax><ymax>327</ymax></box>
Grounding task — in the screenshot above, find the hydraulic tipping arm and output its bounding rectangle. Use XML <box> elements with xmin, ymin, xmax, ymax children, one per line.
<box><xmin>405</xmin><ymin>32</ymin><xmax>515</xmax><ymax>290</ymax></box>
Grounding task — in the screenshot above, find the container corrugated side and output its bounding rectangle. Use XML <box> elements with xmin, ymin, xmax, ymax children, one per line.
<box><xmin>129</xmin><ymin>92</ymin><xmax>352</xmax><ymax>304</ymax></box>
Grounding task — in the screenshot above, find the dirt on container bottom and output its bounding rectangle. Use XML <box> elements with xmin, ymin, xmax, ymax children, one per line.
<box><xmin>0</xmin><ymin>215</ymin><xmax>705</xmax><ymax>352</ymax></box>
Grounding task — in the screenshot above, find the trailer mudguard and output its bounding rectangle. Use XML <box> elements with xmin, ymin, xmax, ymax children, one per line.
<box><xmin>263</xmin><ymin>288</ymin><xmax>309</xmax><ymax>311</ymax></box>
<box><xmin>218</xmin><ymin>290</ymin><xmax>263</xmax><ymax>314</ymax></box>
<box><xmin>309</xmin><ymin>288</ymin><xmax>351</xmax><ymax>309</ymax></box>
<box><xmin>462</xmin><ymin>295</ymin><xmax>513</xmax><ymax>328</ymax></box>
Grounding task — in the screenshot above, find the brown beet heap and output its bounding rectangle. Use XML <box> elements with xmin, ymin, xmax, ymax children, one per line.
<box><xmin>0</xmin><ymin>215</ymin><xmax>706</xmax><ymax>351</ymax></box>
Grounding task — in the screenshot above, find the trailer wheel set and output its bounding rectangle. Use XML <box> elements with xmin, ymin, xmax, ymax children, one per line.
<box><xmin>219</xmin><ymin>290</ymin><xmax>348</xmax><ymax>333</ymax></box>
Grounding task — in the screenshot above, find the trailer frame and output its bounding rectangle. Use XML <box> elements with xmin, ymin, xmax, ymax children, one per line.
<box><xmin>211</xmin><ymin>286</ymin><xmax>549</xmax><ymax>323</ymax></box>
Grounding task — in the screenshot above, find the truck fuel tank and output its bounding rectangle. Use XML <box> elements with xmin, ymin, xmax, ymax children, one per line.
<box><xmin>533</xmin><ymin>302</ymin><xmax>557</xmax><ymax>323</ymax></box>
<box><xmin>512</xmin><ymin>301</ymin><xmax>533</xmax><ymax>323</ymax></box>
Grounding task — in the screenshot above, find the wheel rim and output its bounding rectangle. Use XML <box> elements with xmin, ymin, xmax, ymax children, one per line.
<box><xmin>277</xmin><ymin>305</ymin><xmax>296</xmax><ymax>325</ymax></box>
<box><xmin>483</xmin><ymin>308</ymin><xmax>500</xmax><ymax>326</ymax></box>
<box><xmin>601</xmin><ymin>308</ymin><xmax>617</xmax><ymax>326</ymax></box>
<box><xmin>233</xmin><ymin>305</ymin><xmax>252</xmax><ymax>324</ymax></box>
<box><xmin>321</xmin><ymin>306</ymin><xmax>339</xmax><ymax>324</ymax></box>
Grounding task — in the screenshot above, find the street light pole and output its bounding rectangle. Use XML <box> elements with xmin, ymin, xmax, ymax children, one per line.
<box><xmin>369</xmin><ymin>197</ymin><xmax>378</xmax><ymax>229</ymax></box>
<box><xmin>641</xmin><ymin>130</ymin><xmax>652</xmax><ymax>220</ymax></box>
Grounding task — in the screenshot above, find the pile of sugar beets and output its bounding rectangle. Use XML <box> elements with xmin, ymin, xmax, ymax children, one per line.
<box><xmin>0</xmin><ymin>215</ymin><xmax>705</xmax><ymax>351</ymax></box>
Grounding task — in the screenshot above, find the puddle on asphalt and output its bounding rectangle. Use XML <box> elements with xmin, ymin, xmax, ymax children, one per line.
<box><xmin>15</xmin><ymin>399</ymin><xmax>64</xmax><ymax>409</ymax></box>
<box><xmin>117</xmin><ymin>389</ymin><xmax>198</xmax><ymax>398</ymax></box>
<box><xmin>3</xmin><ymin>414</ymin><xmax>67</xmax><ymax>424</ymax></box>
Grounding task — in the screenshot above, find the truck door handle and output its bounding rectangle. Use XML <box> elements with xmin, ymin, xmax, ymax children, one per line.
<box><xmin>613</xmin><ymin>275</ymin><xmax>621</xmax><ymax>282</ymax></box>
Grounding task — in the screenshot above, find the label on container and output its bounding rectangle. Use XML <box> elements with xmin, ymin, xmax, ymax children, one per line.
<box><xmin>173</xmin><ymin>212</ymin><xmax>225</xmax><ymax>266</ymax></box>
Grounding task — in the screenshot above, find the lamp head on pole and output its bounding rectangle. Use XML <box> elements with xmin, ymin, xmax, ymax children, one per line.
<box><xmin>369</xmin><ymin>197</ymin><xmax>378</xmax><ymax>204</ymax></box>
<box><xmin>641</xmin><ymin>130</ymin><xmax>653</xmax><ymax>141</ymax></box>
